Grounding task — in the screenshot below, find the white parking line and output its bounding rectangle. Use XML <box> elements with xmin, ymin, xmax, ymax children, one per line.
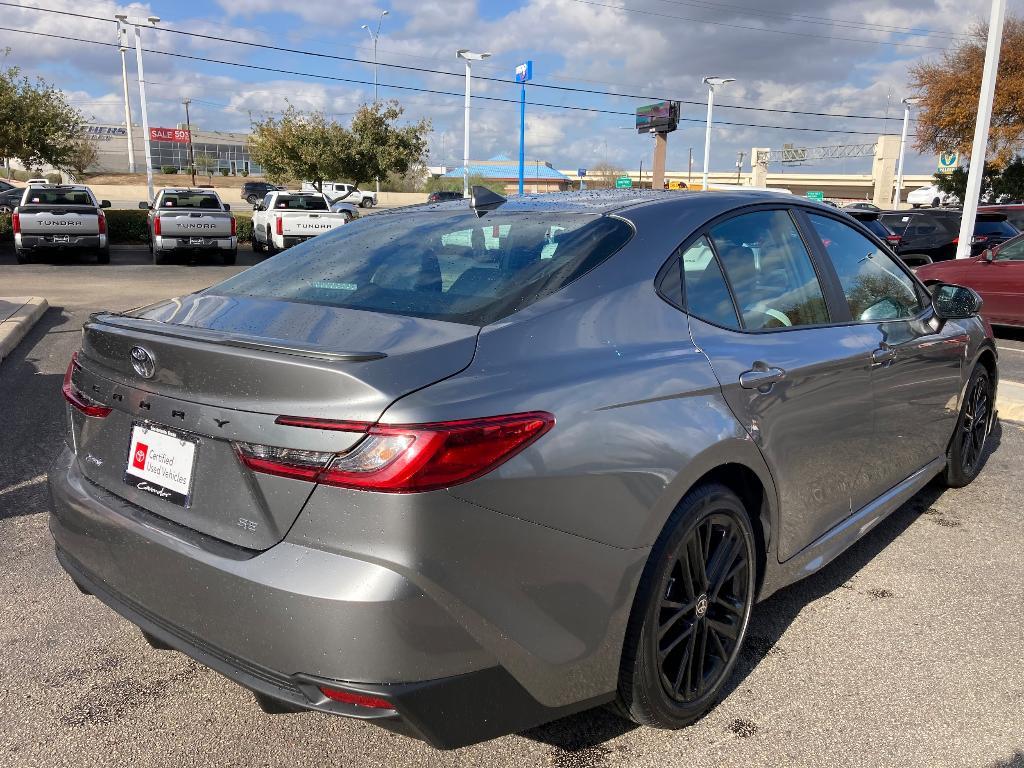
<box><xmin>996</xmin><ymin>345</ymin><xmax>1024</xmax><ymax>354</ymax></box>
<box><xmin>0</xmin><ymin>474</ymin><xmax>47</xmax><ymax>498</ymax></box>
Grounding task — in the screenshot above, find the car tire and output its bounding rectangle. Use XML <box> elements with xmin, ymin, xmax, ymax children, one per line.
<box><xmin>96</xmin><ymin>248</ymin><xmax>110</xmax><ymax>265</ymax></box>
<box><xmin>932</xmin><ymin>197</ymin><xmax>940</xmax><ymax>207</ymax></box>
<box><xmin>360</xmin><ymin>198</ymin><xmax>372</xmax><ymax>208</ymax></box>
<box><xmin>265</xmin><ymin>227</ymin><xmax>278</xmax><ymax>255</ymax></box>
<box><xmin>341</xmin><ymin>211</ymin><xmax>353</xmax><ymax>223</ymax></box>
<box><xmin>246</xmin><ymin>194</ymin><xmax>259</xmax><ymax>205</ymax></box>
<box><xmin>222</xmin><ymin>249</ymin><xmax>237</xmax><ymax>266</ymax></box>
<box><xmin>942</xmin><ymin>365</ymin><xmax>994</xmax><ymax>488</ymax></box>
<box><xmin>0</xmin><ymin>204</ymin><xmax>12</xmax><ymax>215</ymax></box>
<box><xmin>614</xmin><ymin>483</ymin><xmax>756</xmax><ymax>729</ymax></box>
<box><xmin>15</xmin><ymin>248</ymin><xmax>29</xmax><ymax>265</ymax></box>
<box><xmin>153</xmin><ymin>249</ymin><xmax>167</xmax><ymax>265</ymax></box>
<box><xmin>251</xmin><ymin>233</ymin><xmax>264</xmax><ymax>253</ymax></box>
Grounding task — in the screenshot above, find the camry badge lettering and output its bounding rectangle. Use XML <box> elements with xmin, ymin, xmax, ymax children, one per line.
<box><xmin>130</xmin><ymin>346</ymin><xmax>156</xmax><ymax>379</ymax></box>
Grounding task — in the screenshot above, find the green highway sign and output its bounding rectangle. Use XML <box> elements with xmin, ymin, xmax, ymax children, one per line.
<box><xmin>806</xmin><ymin>191</ymin><xmax>824</xmax><ymax>201</ymax></box>
<box><xmin>615</xmin><ymin>176</ymin><xmax>633</xmax><ymax>189</ymax></box>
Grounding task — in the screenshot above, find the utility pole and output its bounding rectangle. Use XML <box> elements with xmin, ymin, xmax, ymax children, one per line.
<box><xmin>457</xmin><ymin>49</ymin><xmax>491</xmax><ymax>198</ymax></box>
<box><xmin>515</xmin><ymin>61</ymin><xmax>533</xmax><ymax>195</ymax></box>
<box><xmin>702</xmin><ymin>76</ymin><xmax>735</xmax><ymax>191</ymax></box>
<box><xmin>115</xmin><ymin>19</ymin><xmax>136</xmax><ymax>174</ymax></box>
<box><xmin>182</xmin><ymin>98</ymin><xmax>197</xmax><ymax>186</ymax></box>
<box><xmin>736</xmin><ymin>151</ymin><xmax>745</xmax><ymax>183</ymax></box>
<box><xmin>361</xmin><ymin>10</ymin><xmax>388</xmax><ymax>197</ymax></box>
<box><xmin>893</xmin><ymin>97</ymin><xmax>920</xmax><ymax>207</ymax></box>
<box><xmin>956</xmin><ymin>0</ymin><xmax>1007</xmax><ymax>258</ymax></box>
<box><xmin>688</xmin><ymin>147</ymin><xmax>693</xmax><ymax>183</ymax></box>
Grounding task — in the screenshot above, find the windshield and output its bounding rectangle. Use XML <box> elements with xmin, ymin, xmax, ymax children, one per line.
<box><xmin>272</xmin><ymin>195</ymin><xmax>328</xmax><ymax>211</ymax></box>
<box><xmin>975</xmin><ymin>219</ymin><xmax>1018</xmax><ymax>237</ymax></box>
<box><xmin>159</xmin><ymin>192</ymin><xmax>223</xmax><ymax>210</ymax></box>
<box><xmin>860</xmin><ymin>218</ymin><xmax>892</xmax><ymax>239</ymax></box>
<box><xmin>211</xmin><ymin>211</ymin><xmax>634</xmax><ymax>325</ymax></box>
<box><xmin>23</xmin><ymin>188</ymin><xmax>94</xmax><ymax>206</ymax></box>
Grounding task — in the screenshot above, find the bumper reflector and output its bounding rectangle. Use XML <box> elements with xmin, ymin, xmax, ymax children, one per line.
<box><xmin>319</xmin><ymin>686</ymin><xmax>395</xmax><ymax>711</ymax></box>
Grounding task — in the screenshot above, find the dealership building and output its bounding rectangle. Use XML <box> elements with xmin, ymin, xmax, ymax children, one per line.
<box><xmin>83</xmin><ymin>124</ymin><xmax>262</xmax><ymax>176</ymax></box>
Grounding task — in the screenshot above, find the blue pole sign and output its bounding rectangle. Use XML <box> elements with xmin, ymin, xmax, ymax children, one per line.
<box><xmin>516</xmin><ymin>61</ymin><xmax>533</xmax><ymax>195</ymax></box>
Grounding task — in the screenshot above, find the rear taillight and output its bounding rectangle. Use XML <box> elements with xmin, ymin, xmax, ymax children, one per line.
<box><xmin>97</xmin><ymin>212</ymin><xmax>106</xmax><ymax>235</ymax></box>
<box><xmin>318</xmin><ymin>687</ymin><xmax>394</xmax><ymax>710</ymax></box>
<box><xmin>153</xmin><ymin>217</ymin><xmax>161</xmax><ymax>236</ymax></box>
<box><xmin>11</xmin><ymin>211</ymin><xmax>20</xmax><ymax>234</ymax></box>
<box><xmin>971</xmin><ymin>235</ymin><xmax>988</xmax><ymax>245</ymax></box>
<box><xmin>62</xmin><ymin>352</ymin><xmax>112</xmax><ymax>418</ymax></box>
<box><xmin>235</xmin><ymin>412</ymin><xmax>554</xmax><ymax>493</ymax></box>
<box><xmin>885</xmin><ymin>234</ymin><xmax>902</xmax><ymax>245</ymax></box>
<box><xmin>275</xmin><ymin>216</ymin><xmax>283</xmax><ymax>236</ymax></box>
<box><xmin>230</xmin><ymin>216</ymin><xmax>236</xmax><ymax>236</ymax></box>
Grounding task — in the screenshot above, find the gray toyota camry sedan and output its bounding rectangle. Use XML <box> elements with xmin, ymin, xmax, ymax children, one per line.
<box><xmin>49</xmin><ymin>189</ymin><xmax>998</xmax><ymax>748</ymax></box>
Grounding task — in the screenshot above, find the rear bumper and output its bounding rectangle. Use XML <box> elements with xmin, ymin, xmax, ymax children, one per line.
<box><xmin>16</xmin><ymin>233</ymin><xmax>106</xmax><ymax>250</ymax></box>
<box><xmin>47</xmin><ymin>447</ymin><xmax>624</xmax><ymax>747</ymax></box>
<box><xmin>153</xmin><ymin>235</ymin><xmax>236</xmax><ymax>251</ymax></box>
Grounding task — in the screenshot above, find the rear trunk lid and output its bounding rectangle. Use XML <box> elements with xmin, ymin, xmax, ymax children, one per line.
<box><xmin>155</xmin><ymin>210</ymin><xmax>233</xmax><ymax>238</ymax></box>
<box><xmin>18</xmin><ymin>206</ymin><xmax>100</xmax><ymax>235</ymax></box>
<box><xmin>69</xmin><ymin>293</ymin><xmax>479</xmax><ymax>549</ymax></box>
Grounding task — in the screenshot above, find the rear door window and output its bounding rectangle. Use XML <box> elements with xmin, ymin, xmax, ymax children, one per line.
<box><xmin>273</xmin><ymin>195</ymin><xmax>329</xmax><ymax>211</ymax></box>
<box><xmin>212</xmin><ymin>211</ymin><xmax>634</xmax><ymax>325</ymax></box>
<box><xmin>807</xmin><ymin>214</ymin><xmax>923</xmax><ymax>322</ymax></box>
<box><xmin>160</xmin><ymin>192</ymin><xmax>222</xmax><ymax>209</ymax></box>
<box><xmin>23</xmin><ymin>188</ymin><xmax>94</xmax><ymax>206</ymax></box>
<box><xmin>680</xmin><ymin>237</ymin><xmax>739</xmax><ymax>329</ymax></box>
<box><xmin>708</xmin><ymin>210</ymin><xmax>829</xmax><ymax>330</ymax></box>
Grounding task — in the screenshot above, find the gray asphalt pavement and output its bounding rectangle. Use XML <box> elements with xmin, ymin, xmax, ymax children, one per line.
<box><xmin>1</xmin><ymin>250</ymin><xmax>1022</xmax><ymax>768</ymax></box>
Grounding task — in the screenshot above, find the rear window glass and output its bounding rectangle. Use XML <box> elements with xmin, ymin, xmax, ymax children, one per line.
<box><xmin>975</xmin><ymin>219</ymin><xmax>1018</xmax><ymax>236</ymax></box>
<box><xmin>160</xmin><ymin>192</ymin><xmax>222</xmax><ymax>209</ymax></box>
<box><xmin>273</xmin><ymin>195</ymin><xmax>328</xmax><ymax>211</ymax></box>
<box><xmin>861</xmin><ymin>218</ymin><xmax>891</xmax><ymax>239</ymax></box>
<box><xmin>23</xmin><ymin>188</ymin><xmax>94</xmax><ymax>206</ymax></box>
<box><xmin>210</xmin><ymin>211</ymin><xmax>633</xmax><ymax>325</ymax></box>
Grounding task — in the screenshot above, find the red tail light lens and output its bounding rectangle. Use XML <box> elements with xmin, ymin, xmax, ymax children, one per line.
<box><xmin>153</xmin><ymin>216</ymin><xmax>161</xmax><ymax>236</ymax></box>
<box><xmin>97</xmin><ymin>212</ymin><xmax>107</xmax><ymax>235</ymax></box>
<box><xmin>11</xmin><ymin>211</ymin><xmax>20</xmax><ymax>234</ymax></box>
<box><xmin>885</xmin><ymin>234</ymin><xmax>902</xmax><ymax>245</ymax></box>
<box><xmin>318</xmin><ymin>687</ymin><xmax>394</xmax><ymax>710</ymax></box>
<box><xmin>62</xmin><ymin>352</ymin><xmax>112</xmax><ymax>418</ymax></box>
<box><xmin>275</xmin><ymin>216</ymin><xmax>283</xmax><ymax>236</ymax></box>
<box><xmin>230</xmin><ymin>216</ymin><xmax>237</xmax><ymax>236</ymax></box>
<box><xmin>236</xmin><ymin>412</ymin><xmax>554</xmax><ymax>493</ymax></box>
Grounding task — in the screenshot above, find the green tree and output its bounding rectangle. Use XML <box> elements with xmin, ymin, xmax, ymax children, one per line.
<box><xmin>0</xmin><ymin>57</ymin><xmax>84</xmax><ymax>176</ymax></box>
<box><xmin>66</xmin><ymin>138</ymin><xmax>98</xmax><ymax>179</ymax></box>
<box><xmin>346</xmin><ymin>101</ymin><xmax>431</xmax><ymax>187</ymax></box>
<box><xmin>992</xmin><ymin>156</ymin><xmax>1024</xmax><ymax>200</ymax></box>
<box><xmin>934</xmin><ymin>165</ymin><xmax>1000</xmax><ymax>203</ymax></box>
<box><xmin>424</xmin><ymin>174</ymin><xmax>505</xmax><ymax>195</ymax></box>
<box><xmin>192</xmin><ymin>151</ymin><xmax>218</xmax><ymax>180</ymax></box>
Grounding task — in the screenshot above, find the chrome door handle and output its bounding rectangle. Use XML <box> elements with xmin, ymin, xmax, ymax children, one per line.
<box><xmin>871</xmin><ymin>346</ymin><xmax>897</xmax><ymax>366</ymax></box>
<box><xmin>739</xmin><ymin>365</ymin><xmax>786</xmax><ymax>390</ymax></box>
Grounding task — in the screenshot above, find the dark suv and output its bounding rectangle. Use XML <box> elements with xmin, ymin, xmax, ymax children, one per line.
<box><xmin>241</xmin><ymin>181</ymin><xmax>284</xmax><ymax>205</ymax></box>
<box><xmin>427</xmin><ymin>190</ymin><xmax>464</xmax><ymax>203</ymax></box>
<box><xmin>879</xmin><ymin>209</ymin><xmax>1019</xmax><ymax>263</ymax></box>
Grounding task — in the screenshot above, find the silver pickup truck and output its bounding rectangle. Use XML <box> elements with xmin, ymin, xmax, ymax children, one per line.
<box><xmin>141</xmin><ymin>188</ymin><xmax>237</xmax><ymax>265</ymax></box>
<box><xmin>14</xmin><ymin>184</ymin><xmax>111</xmax><ymax>265</ymax></box>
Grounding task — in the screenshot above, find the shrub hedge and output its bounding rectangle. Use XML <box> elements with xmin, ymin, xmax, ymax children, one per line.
<box><xmin>0</xmin><ymin>210</ymin><xmax>253</xmax><ymax>244</ymax></box>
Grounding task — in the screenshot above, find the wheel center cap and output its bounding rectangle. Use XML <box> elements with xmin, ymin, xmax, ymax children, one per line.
<box><xmin>695</xmin><ymin>593</ymin><xmax>708</xmax><ymax>619</ymax></box>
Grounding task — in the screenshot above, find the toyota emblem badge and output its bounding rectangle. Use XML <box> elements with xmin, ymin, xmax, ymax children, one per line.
<box><xmin>130</xmin><ymin>346</ymin><xmax>156</xmax><ymax>379</ymax></box>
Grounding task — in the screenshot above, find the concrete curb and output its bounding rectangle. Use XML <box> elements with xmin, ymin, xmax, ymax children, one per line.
<box><xmin>0</xmin><ymin>297</ymin><xmax>48</xmax><ymax>365</ymax></box>
<box><xmin>1000</xmin><ymin>380</ymin><xmax>1024</xmax><ymax>424</ymax></box>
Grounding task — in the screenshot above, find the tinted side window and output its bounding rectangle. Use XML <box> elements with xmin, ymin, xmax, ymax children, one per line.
<box><xmin>997</xmin><ymin>237</ymin><xmax>1024</xmax><ymax>261</ymax></box>
<box><xmin>680</xmin><ymin>237</ymin><xmax>739</xmax><ymax>329</ymax></box>
<box><xmin>808</xmin><ymin>214</ymin><xmax>923</xmax><ymax>322</ymax></box>
<box><xmin>709</xmin><ymin>210</ymin><xmax>829</xmax><ymax>330</ymax></box>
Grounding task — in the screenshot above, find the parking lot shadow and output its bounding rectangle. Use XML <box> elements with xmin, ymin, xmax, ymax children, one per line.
<box><xmin>521</xmin><ymin>424</ymin><xmax>1004</xmax><ymax>753</ymax></box>
<box><xmin>0</xmin><ymin>306</ymin><xmax>70</xmax><ymax>520</ymax></box>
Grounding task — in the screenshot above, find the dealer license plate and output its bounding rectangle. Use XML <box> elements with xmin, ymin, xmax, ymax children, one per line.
<box><xmin>123</xmin><ymin>423</ymin><xmax>198</xmax><ymax>507</ymax></box>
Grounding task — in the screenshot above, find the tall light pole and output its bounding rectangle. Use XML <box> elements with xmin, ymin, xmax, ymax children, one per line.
<box><xmin>361</xmin><ymin>10</ymin><xmax>388</xmax><ymax>198</ymax></box>
<box><xmin>956</xmin><ymin>0</ymin><xmax>1007</xmax><ymax>258</ymax></box>
<box><xmin>701</xmin><ymin>76</ymin><xmax>734</xmax><ymax>191</ymax></box>
<box><xmin>119</xmin><ymin>14</ymin><xmax>160</xmax><ymax>202</ymax></box>
<box><xmin>457</xmin><ymin>49</ymin><xmax>491</xmax><ymax>198</ymax></box>
<box><xmin>892</xmin><ymin>97</ymin><xmax>920</xmax><ymax>207</ymax></box>
<box><xmin>114</xmin><ymin>18</ymin><xmax>136</xmax><ymax>174</ymax></box>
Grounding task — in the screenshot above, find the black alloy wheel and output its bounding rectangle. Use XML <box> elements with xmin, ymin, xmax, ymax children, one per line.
<box><xmin>944</xmin><ymin>366</ymin><xmax>993</xmax><ymax>487</ymax></box>
<box><xmin>616</xmin><ymin>484</ymin><xmax>755</xmax><ymax>728</ymax></box>
<box><xmin>656</xmin><ymin>512</ymin><xmax>750</xmax><ymax>704</ymax></box>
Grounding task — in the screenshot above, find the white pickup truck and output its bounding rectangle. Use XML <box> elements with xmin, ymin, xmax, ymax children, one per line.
<box><xmin>302</xmin><ymin>181</ymin><xmax>377</xmax><ymax>208</ymax></box>
<box><xmin>13</xmin><ymin>184</ymin><xmax>111</xmax><ymax>264</ymax></box>
<box><xmin>251</xmin><ymin>191</ymin><xmax>356</xmax><ymax>254</ymax></box>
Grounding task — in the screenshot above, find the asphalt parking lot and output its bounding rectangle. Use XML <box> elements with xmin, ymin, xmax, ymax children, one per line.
<box><xmin>1</xmin><ymin>248</ymin><xmax>1022</xmax><ymax>768</ymax></box>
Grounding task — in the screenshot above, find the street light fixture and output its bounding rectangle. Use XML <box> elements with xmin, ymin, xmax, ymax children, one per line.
<box><xmin>457</xmin><ymin>49</ymin><xmax>491</xmax><ymax>198</ymax></box>
<box><xmin>113</xmin><ymin>16</ymin><xmax>136</xmax><ymax>174</ymax></box>
<box><xmin>361</xmin><ymin>10</ymin><xmax>388</xmax><ymax>196</ymax></box>
<box><xmin>892</xmin><ymin>97</ymin><xmax>921</xmax><ymax>207</ymax></box>
<box><xmin>701</xmin><ymin>76</ymin><xmax>734</xmax><ymax>192</ymax></box>
<box><xmin>119</xmin><ymin>14</ymin><xmax>160</xmax><ymax>201</ymax></box>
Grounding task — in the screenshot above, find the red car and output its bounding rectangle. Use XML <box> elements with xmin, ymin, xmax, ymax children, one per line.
<box><xmin>916</xmin><ymin>232</ymin><xmax>1024</xmax><ymax>328</ymax></box>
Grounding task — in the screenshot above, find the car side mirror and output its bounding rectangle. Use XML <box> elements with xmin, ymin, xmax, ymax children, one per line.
<box><xmin>982</xmin><ymin>248</ymin><xmax>995</xmax><ymax>262</ymax></box>
<box><xmin>933</xmin><ymin>283</ymin><xmax>983</xmax><ymax>320</ymax></box>
<box><xmin>138</xmin><ymin>201</ymin><xmax>150</xmax><ymax>210</ymax></box>
<box><xmin>100</xmin><ymin>200</ymin><xmax>111</xmax><ymax>209</ymax></box>
<box><xmin>253</xmin><ymin>203</ymin><xmax>262</xmax><ymax>211</ymax></box>
<box><xmin>222</xmin><ymin>203</ymin><xmax>230</xmax><ymax>211</ymax></box>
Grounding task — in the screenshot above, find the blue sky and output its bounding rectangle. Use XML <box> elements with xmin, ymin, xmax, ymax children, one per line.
<box><xmin>1</xmin><ymin>0</ymin><xmax>1010</xmax><ymax>175</ymax></box>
